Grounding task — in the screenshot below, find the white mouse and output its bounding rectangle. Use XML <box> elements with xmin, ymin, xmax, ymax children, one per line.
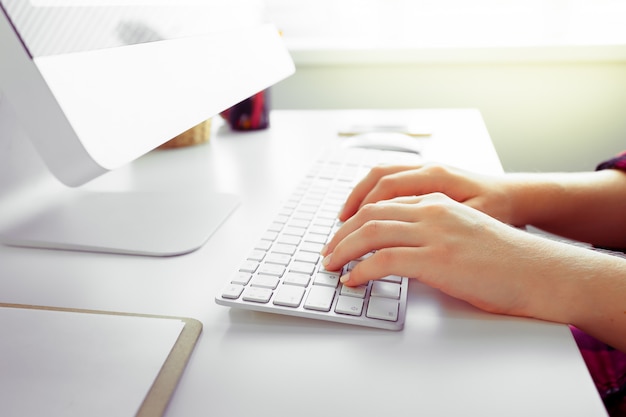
<box><xmin>342</xmin><ymin>132</ymin><xmax>423</xmax><ymax>154</ymax></box>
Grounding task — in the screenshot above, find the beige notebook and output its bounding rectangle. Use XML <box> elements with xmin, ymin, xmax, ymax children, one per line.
<box><xmin>0</xmin><ymin>303</ymin><xmax>202</xmax><ymax>417</ymax></box>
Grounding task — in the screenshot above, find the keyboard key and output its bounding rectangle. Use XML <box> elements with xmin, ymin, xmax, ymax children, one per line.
<box><xmin>380</xmin><ymin>275</ymin><xmax>402</xmax><ymax>284</ymax></box>
<box><xmin>261</xmin><ymin>231</ymin><xmax>278</xmax><ymax>241</ymax></box>
<box><xmin>302</xmin><ymin>198</ymin><xmax>323</xmax><ymax>207</ymax></box>
<box><xmin>304</xmin><ymin>286</ymin><xmax>335</xmax><ymax>312</ymax></box>
<box><xmin>278</xmin><ymin>208</ymin><xmax>294</xmax><ymax>217</ymax></box>
<box><xmin>267</xmin><ymin>222</ymin><xmax>284</xmax><ymax>232</ymax></box>
<box><xmin>254</xmin><ymin>240</ymin><xmax>272</xmax><ymax>251</ymax></box>
<box><xmin>288</xmin><ymin>219</ymin><xmax>310</xmax><ymax>229</ymax></box>
<box><xmin>309</xmin><ymin>225</ymin><xmax>332</xmax><ymax>236</ymax></box>
<box><xmin>371</xmin><ymin>281</ymin><xmax>401</xmax><ymax>300</ymax></box>
<box><xmin>294</xmin><ymin>251</ymin><xmax>320</xmax><ymax>264</ymax></box>
<box><xmin>283</xmin><ymin>272</ymin><xmax>311</xmax><ymax>287</ymax></box>
<box><xmin>318</xmin><ymin>210</ymin><xmax>337</xmax><ymax>219</ymax></box>
<box><xmin>313</xmin><ymin>271</ymin><xmax>340</xmax><ymax>288</ymax></box>
<box><xmin>284</xmin><ymin>226</ymin><xmax>306</xmax><ymax>237</ymax></box>
<box><xmin>239</xmin><ymin>260</ymin><xmax>259</xmax><ymax>273</ymax></box>
<box><xmin>221</xmin><ymin>284</ymin><xmax>244</xmax><ymax>300</ymax></box>
<box><xmin>293</xmin><ymin>211</ymin><xmax>314</xmax><ymax>221</ymax></box>
<box><xmin>312</xmin><ymin>218</ymin><xmax>335</xmax><ymax>228</ymax></box>
<box><xmin>231</xmin><ymin>272</ymin><xmax>252</xmax><ymax>285</ymax></box>
<box><xmin>366</xmin><ymin>297</ymin><xmax>399</xmax><ymax>321</ymax></box>
<box><xmin>258</xmin><ymin>263</ymin><xmax>285</xmax><ymax>277</ymax></box>
<box><xmin>250</xmin><ymin>275</ymin><xmax>280</xmax><ymax>290</ymax></box>
<box><xmin>299</xmin><ymin>242</ymin><xmax>324</xmax><ymax>253</ymax></box>
<box><xmin>322</xmin><ymin>203</ymin><xmax>342</xmax><ymax>214</ymax></box>
<box><xmin>274</xmin><ymin>214</ymin><xmax>289</xmax><ymax>224</ymax></box>
<box><xmin>290</xmin><ymin>261</ymin><xmax>316</xmax><ymax>275</ymax></box>
<box><xmin>273</xmin><ymin>243</ymin><xmax>297</xmax><ymax>255</ymax></box>
<box><xmin>284</xmin><ymin>198</ymin><xmax>299</xmax><ymax>207</ymax></box>
<box><xmin>247</xmin><ymin>250</ymin><xmax>266</xmax><ymax>262</ymax></box>
<box><xmin>242</xmin><ymin>287</ymin><xmax>272</xmax><ymax>303</ymax></box>
<box><xmin>340</xmin><ymin>284</ymin><xmax>367</xmax><ymax>298</ymax></box>
<box><xmin>273</xmin><ymin>285</ymin><xmax>305</xmax><ymax>308</ymax></box>
<box><xmin>304</xmin><ymin>234</ymin><xmax>327</xmax><ymax>244</ymax></box>
<box><xmin>265</xmin><ymin>253</ymin><xmax>291</xmax><ymax>266</ymax></box>
<box><xmin>299</xmin><ymin>204</ymin><xmax>318</xmax><ymax>213</ymax></box>
<box><xmin>335</xmin><ymin>295</ymin><xmax>364</xmax><ymax>316</ymax></box>
<box><xmin>277</xmin><ymin>235</ymin><xmax>301</xmax><ymax>245</ymax></box>
<box><xmin>346</xmin><ymin>260</ymin><xmax>360</xmax><ymax>272</ymax></box>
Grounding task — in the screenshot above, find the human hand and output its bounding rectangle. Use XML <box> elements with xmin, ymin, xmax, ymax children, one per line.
<box><xmin>324</xmin><ymin>184</ymin><xmax>626</xmax><ymax>352</ymax></box>
<box><xmin>323</xmin><ymin>193</ymin><xmax>547</xmax><ymax>316</ymax></box>
<box><xmin>338</xmin><ymin>164</ymin><xmax>517</xmax><ymax>226</ymax></box>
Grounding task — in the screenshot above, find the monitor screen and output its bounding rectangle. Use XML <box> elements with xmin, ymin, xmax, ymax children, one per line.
<box><xmin>2</xmin><ymin>0</ymin><xmax>269</xmax><ymax>56</ymax></box>
<box><xmin>0</xmin><ymin>0</ymin><xmax>294</xmax><ymax>255</ymax></box>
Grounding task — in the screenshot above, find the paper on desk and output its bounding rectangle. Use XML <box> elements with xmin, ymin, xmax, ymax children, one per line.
<box><xmin>0</xmin><ymin>307</ymin><xmax>184</xmax><ymax>417</ymax></box>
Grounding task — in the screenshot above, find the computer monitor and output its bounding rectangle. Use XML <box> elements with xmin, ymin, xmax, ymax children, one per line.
<box><xmin>0</xmin><ymin>0</ymin><xmax>294</xmax><ymax>256</ymax></box>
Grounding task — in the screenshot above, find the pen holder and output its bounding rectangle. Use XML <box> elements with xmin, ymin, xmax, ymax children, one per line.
<box><xmin>158</xmin><ymin>118</ymin><xmax>212</xmax><ymax>149</ymax></box>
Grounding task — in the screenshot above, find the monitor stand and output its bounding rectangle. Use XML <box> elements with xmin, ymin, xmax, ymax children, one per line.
<box><xmin>1</xmin><ymin>190</ymin><xmax>239</xmax><ymax>256</ymax></box>
<box><xmin>0</xmin><ymin>102</ymin><xmax>239</xmax><ymax>257</ymax></box>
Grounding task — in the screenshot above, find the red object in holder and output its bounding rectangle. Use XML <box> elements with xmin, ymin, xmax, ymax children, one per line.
<box><xmin>220</xmin><ymin>89</ymin><xmax>270</xmax><ymax>131</ymax></box>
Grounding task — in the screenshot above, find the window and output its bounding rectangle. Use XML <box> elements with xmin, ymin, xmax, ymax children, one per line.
<box><xmin>267</xmin><ymin>0</ymin><xmax>626</xmax><ymax>52</ymax></box>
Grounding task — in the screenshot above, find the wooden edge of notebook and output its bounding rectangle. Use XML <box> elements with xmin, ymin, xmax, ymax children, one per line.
<box><xmin>0</xmin><ymin>303</ymin><xmax>203</xmax><ymax>417</ymax></box>
<box><xmin>136</xmin><ymin>314</ymin><xmax>202</xmax><ymax>417</ymax></box>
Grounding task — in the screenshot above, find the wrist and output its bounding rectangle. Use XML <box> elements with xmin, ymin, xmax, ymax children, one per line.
<box><xmin>515</xmin><ymin>237</ymin><xmax>586</xmax><ymax>324</ymax></box>
<box><xmin>505</xmin><ymin>175</ymin><xmax>559</xmax><ymax>227</ymax></box>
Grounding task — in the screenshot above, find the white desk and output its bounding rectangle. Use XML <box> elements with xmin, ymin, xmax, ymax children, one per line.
<box><xmin>0</xmin><ymin>110</ymin><xmax>607</xmax><ymax>416</ymax></box>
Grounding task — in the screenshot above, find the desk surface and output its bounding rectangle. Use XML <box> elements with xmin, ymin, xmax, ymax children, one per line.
<box><xmin>0</xmin><ymin>110</ymin><xmax>606</xmax><ymax>416</ymax></box>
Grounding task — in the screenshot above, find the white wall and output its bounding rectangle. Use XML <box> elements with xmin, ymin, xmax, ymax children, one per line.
<box><xmin>272</xmin><ymin>59</ymin><xmax>626</xmax><ymax>173</ymax></box>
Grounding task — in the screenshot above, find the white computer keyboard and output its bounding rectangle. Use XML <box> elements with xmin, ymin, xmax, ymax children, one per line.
<box><xmin>215</xmin><ymin>146</ymin><xmax>422</xmax><ymax>330</ymax></box>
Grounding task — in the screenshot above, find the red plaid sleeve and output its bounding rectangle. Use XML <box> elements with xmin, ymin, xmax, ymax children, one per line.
<box><xmin>597</xmin><ymin>151</ymin><xmax>626</xmax><ymax>172</ymax></box>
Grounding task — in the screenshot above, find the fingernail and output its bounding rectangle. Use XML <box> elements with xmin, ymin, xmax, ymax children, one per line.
<box><xmin>322</xmin><ymin>254</ymin><xmax>331</xmax><ymax>267</ymax></box>
<box><xmin>320</xmin><ymin>244</ymin><xmax>329</xmax><ymax>256</ymax></box>
<box><xmin>340</xmin><ymin>273</ymin><xmax>350</xmax><ymax>284</ymax></box>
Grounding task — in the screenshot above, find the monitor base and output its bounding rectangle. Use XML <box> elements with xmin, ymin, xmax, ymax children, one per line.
<box><xmin>0</xmin><ymin>190</ymin><xmax>239</xmax><ymax>256</ymax></box>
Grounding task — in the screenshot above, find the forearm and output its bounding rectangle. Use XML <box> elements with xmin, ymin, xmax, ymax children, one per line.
<box><xmin>569</xmin><ymin>254</ymin><xmax>626</xmax><ymax>354</ymax></box>
<box><xmin>507</xmin><ymin>170</ymin><xmax>626</xmax><ymax>248</ymax></box>
<box><xmin>519</xmin><ymin>237</ymin><xmax>626</xmax><ymax>352</ymax></box>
